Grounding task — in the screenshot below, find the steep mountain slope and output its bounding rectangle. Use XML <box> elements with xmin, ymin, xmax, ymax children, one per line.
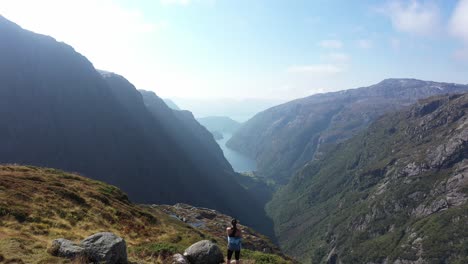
<box><xmin>197</xmin><ymin>116</ymin><xmax>242</xmax><ymax>134</ymax></box>
<box><xmin>267</xmin><ymin>93</ymin><xmax>468</xmax><ymax>263</ymax></box>
<box><xmin>0</xmin><ymin>165</ymin><xmax>291</xmax><ymax>264</ymax></box>
<box><xmin>138</xmin><ymin>90</ymin><xmax>278</xmax><ymax>233</ymax></box>
<box><xmin>227</xmin><ymin>79</ymin><xmax>468</xmax><ymax>183</ymax></box>
<box><xmin>0</xmin><ymin>16</ymin><xmax>272</xmax><ymax>236</ymax></box>
<box><xmin>138</xmin><ymin>89</ymin><xmax>234</xmax><ymax>178</ymax></box>
<box><xmin>163</xmin><ymin>98</ymin><xmax>180</xmax><ymax>110</ymax></box>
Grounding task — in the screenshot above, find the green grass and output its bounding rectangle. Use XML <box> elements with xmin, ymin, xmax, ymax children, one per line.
<box><xmin>130</xmin><ymin>242</ymin><xmax>184</xmax><ymax>259</ymax></box>
<box><xmin>242</xmin><ymin>249</ymin><xmax>291</xmax><ymax>264</ymax></box>
<box><xmin>0</xmin><ymin>165</ymin><xmax>293</xmax><ymax>264</ymax></box>
<box><xmin>268</xmin><ymin>94</ymin><xmax>468</xmax><ymax>263</ymax></box>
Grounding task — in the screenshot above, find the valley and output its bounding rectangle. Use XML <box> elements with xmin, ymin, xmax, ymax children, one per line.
<box><xmin>0</xmin><ymin>15</ymin><xmax>273</xmax><ymax>239</ymax></box>
<box><xmin>1</xmin><ymin>1</ymin><xmax>468</xmax><ymax>263</ymax></box>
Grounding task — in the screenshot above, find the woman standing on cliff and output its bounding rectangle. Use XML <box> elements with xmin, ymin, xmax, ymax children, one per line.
<box><xmin>226</xmin><ymin>218</ymin><xmax>242</xmax><ymax>263</ymax></box>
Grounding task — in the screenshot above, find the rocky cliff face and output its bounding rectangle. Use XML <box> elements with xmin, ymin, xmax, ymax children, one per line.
<box><xmin>227</xmin><ymin>79</ymin><xmax>468</xmax><ymax>183</ymax></box>
<box><xmin>0</xmin><ymin>16</ymin><xmax>273</xmax><ymax>237</ymax></box>
<box><xmin>267</xmin><ymin>93</ymin><xmax>468</xmax><ymax>263</ymax></box>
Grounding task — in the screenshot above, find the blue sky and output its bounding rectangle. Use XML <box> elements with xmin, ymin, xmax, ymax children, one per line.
<box><xmin>1</xmin><ymin>0</ymin><xmax>468</xmax><ymax>101</ymax></box>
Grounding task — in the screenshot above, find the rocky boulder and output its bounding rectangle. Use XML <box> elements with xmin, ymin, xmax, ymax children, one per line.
<box><xmin>82</xmin><ymin>232</ymin><xmax>127</xmax><ymax>264</ymax></box>
<box><xmin>49</xmin><ymin>238</ymin><xmax>84</xmax><ymax>259</ymax></box>
<box><xmin>165</xmin><ymin>253</ymin><xmax>189</xmax><ymax>264</ymax></box>
<box><xmin>184</xmin><ymin>240</ymin><xmax>224</xmax><ymax>264</ymax></box>
<box><xmin>49</xmin><ymin>232</ymin><xmax>127</xmax><ymax>264</ymax></box>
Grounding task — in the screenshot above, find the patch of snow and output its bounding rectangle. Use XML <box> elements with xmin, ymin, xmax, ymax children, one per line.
<box><xmin>431</xmin><ymin>85</ymin><xmax>444</xmax><ymax>91</ymax></box>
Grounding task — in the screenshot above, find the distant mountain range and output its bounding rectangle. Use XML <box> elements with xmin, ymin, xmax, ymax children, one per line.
<box><xmin>170</xmin><ymin>97</ymin><xmax>285</xmax><ymax>122</ymax></box>
<box><xmin>197</xmin><ymin>116</ymin><xmax>242</xmax><ymax>135</ymax></box>
<box><xmin>0</xmin><ymin>15</ymin><xmax>273</xmax><ymax>237</ymax></box>
<box><xmin>227</xmin><ymin>79</ymin><xmax>468</xmax><ymax>184</ymax></box>
<box><xmin>267</xmin><ymin>93</ymin><xmax>468</xmax><ymax>263</ymax></box>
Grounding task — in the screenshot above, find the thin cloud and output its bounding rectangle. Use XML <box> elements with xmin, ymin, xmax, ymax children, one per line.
<box><xmin>449</xmin><ymin>0</ymin><xmax>468</xmax><ymax>61</ymax></box>
<box><xmin>0</xmin><ymin>0</ymin><xmax>162</xmax><ymax>36</ymax></box>
<box><xmin>390</xmin><ymin>37</ymin><xmax>401</xmax><ymax>50</ymax></box>
<box><xmin>160</xmin><ymin>0</ymin><xmax>191</xmax><ymax>6</ymax></box>
<box><xmin>325</xmin><ymin>52</ymin><xmax>350</xmax><ymax>63</ymax></box>
<box><xmin>160</xmin><ymin>0</ymin><xmax>216</xmax><ymax>6</ymax></box>
<box><xmin>357</xmin><ymin>39</ymin><xmax>373</xmax><ymax>49</ymax></box>
<box><xmin>318</xmin><ymin>39</ymin><xmax>343</xmax><ymax>49</ymax></box>
<box><xmin>380</xmin><ymin>0</ymin><xmax>441</xmax><ymax>36</ymax></box>
<box><xmin>287</xmin><ymin>64</ymin><xmax>344</xmax><ymax>74</ymax></box>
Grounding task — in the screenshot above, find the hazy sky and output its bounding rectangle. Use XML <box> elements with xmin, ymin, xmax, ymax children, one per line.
<box><xmin>1</xmin><ymin>0</ymin><xmax>468</xmax><ymax>100</ymax></box>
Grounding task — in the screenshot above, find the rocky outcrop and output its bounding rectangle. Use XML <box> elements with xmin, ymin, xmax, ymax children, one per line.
<box><xmin>183</xmin><ymin>240</ymin><xmax>224</xmax><ymax>264</ymax></box>
<box><xmin>154</xmin><ymin>203</ymin><xmax>281</xmax><ymax>254</ymax></box>
<box><xmin>49</xmin><ymin>232</ymin><xmax>127</xmax><ymax>264</ymax></box>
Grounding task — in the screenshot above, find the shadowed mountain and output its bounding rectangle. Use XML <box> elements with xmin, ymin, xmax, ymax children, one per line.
<box><xmin>0</xmin><ymin>16</ymin><xmax>273</xmax><ymax>237</ymax></box>
<box><xmin>138</xmin><ymin>89</ymin><xmax>233</xmax><ymax>174</ymax></box>
<box><xmin>227</xmin><ymin>79</ymin><xmax>468</xmax><ymax>183</ymax></box>
<box><xmin>267</xmin><ymin>93</ymin><xmax>468</xmax><ymax>263</ymax></box>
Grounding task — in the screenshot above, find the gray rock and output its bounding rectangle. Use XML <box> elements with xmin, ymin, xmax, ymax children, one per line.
<box><xmin>50</xmin><ymin>238</ymin><xmax>85</xmax><ymax>259</ymax></box>
<box><xmin>81</xmin><ymin>232</ymin><xmax>127</xmax><ymax>264</ymax></box>
<box><xmin>169</xmin><ymin>253</ymin><xmax>189</xmax><ymax>264</ymax></box>
<box><xmin>184</xmin><ymin>240</ymin><xmax>224</xmax><ymax>264</ymax></box>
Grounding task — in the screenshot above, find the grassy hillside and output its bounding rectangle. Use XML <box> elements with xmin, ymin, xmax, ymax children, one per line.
<box><xmin>268</xmin><ymin>93</ymin><xmax>468</xmax><ymax>263</ymax></box>
<box><xmin>0</xmin><ymin>165</ymin><xmax>291</xmax><ymax>264</ymax></box>
<box><xmin>154</xmin><ymin>203</ymin><xmax>282</xmax><ymax>255</ymax></box>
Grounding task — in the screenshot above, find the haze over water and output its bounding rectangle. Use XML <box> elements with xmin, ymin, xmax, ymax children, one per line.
<box><xmin>216</xmin><ymin>133</ymin><xmax>256</xmax><ymax>173</ymax></box>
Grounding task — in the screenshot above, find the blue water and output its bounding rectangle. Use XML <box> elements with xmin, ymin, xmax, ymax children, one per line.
<box><xmin>216</xmin><ymin>133</ymin><xmax>257</xmax><ymax>173</ymax></box>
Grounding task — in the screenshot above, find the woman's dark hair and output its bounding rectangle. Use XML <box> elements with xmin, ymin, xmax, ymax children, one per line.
<box><xmin>230</xmin><ymin>218</ymin><xmax>238</xmax><ymax>236</ymax></box>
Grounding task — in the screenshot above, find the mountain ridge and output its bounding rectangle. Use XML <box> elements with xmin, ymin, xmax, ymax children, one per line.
<box><xmin>227</xmin><ymin>79</ymin><xmax>468</xmax><ymax>183</ymax></box>
<box><xmin>0</xmin><ymin>16</ymin><xmax>273</xmax><ymax>237</ymax></box>
<box><xmin>267</xmin><ymin>93</ymin><xmax>468</xmax><ymax>263</ymax></box>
